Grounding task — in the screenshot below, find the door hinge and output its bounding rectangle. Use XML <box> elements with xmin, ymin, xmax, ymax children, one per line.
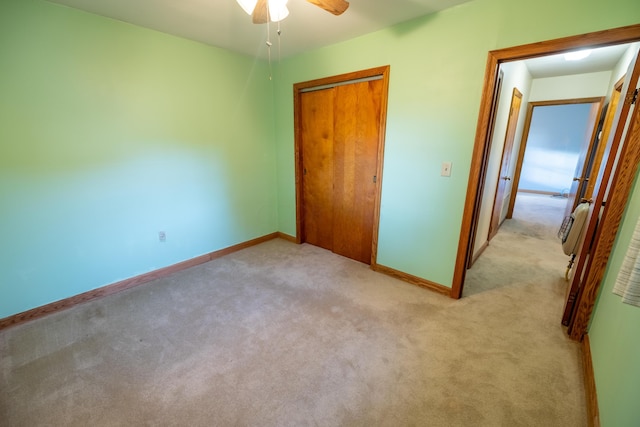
<box><xmin>373</xmin><ymin>175</ymin><xmax>377</xmax><ymax>183</ymax></box>
<box><xmin>632</xmin><ymin>88</ymin><xmax>638</xmax><ymax>105</ymax></box>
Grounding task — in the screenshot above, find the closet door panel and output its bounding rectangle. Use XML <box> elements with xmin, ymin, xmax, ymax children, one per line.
<box><xmin>333</xmin><ymin>80</ymin><xmax>382</xmax><ymax>263</ymax></box>
<box><xmin>301</xmin><ymin>88</ymin><xmax>335</xmax><ymax>251</ymax></box>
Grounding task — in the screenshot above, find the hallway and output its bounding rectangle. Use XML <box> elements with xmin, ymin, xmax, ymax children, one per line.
<box><xmin>465</xmin><ymin>192</ymin><xmax>569</xmax><ymax>297</ymax></box>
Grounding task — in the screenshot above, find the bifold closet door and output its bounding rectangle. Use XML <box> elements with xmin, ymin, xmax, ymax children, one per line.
<box><xmin>332</xmin><ymin>80</ymin><xmax>381</xmax><ymax>263</ymax></box>
<box><xmin>301</xmin><ymin>87</ymin><xmax>335</xmax><ymax>252</ymax></box>
<box><xmin>301</xmin><ymin>79</ymin><xmax>382</xmax><ymax>264</ymax></box>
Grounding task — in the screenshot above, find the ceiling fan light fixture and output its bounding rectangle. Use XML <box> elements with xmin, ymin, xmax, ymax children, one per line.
<box><xmin>269</xmin><ymin>2</ymin><xmax>289</xmax><ymax>22</ymax></box>
<box><xmin>242</xmin><ymin>0</ymin><xmax>348</xmax><ymax>25</ymax></box>
<box><xmin>236</xmin><ymin>0</ymin><xmax>288</xmax><ymax>22</ymax></box>
<box><xmin>236</xmin><ymin>0</ymin><xmax>258</xmax><ymax>15</ymax></box>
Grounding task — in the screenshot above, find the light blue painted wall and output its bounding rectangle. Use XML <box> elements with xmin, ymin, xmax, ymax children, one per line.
<box><xmin>0</xmin><ymin>0</ymin><xmax>277</xmax><ymax>318</ymax></box>
<box><xmin>519</xmin><ymin>103</ymin><xmax>593</xmax><ymax>194</ymax></box>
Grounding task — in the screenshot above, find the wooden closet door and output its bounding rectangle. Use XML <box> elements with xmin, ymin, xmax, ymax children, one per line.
<box><xmin>300</xmin><ymin>79</ymin><xmax>383</xmax><ymax>264</ymax></box>
<box><xmin>301</xmin><ymin>88</ymin><xmax>335</xmax><ymax>251</ymax></box>
<box><xmin>333</xmin><ymin>80</ymin><xmax>382</xmax><ymax>263</ymax></box>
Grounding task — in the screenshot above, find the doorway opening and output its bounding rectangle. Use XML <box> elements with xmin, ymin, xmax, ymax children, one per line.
<box><xmin>452</xmin><ymin>24</ymin><xmax>640</xmax><ymax>342</ymax></box>
<box><xmin>511</xmin><ymin>98</ymin><xmax>604</xmax><ymax>219</ymax></box>
<box><xmin>468</xmin><ymin>97</ymin><xmax>606</xmax><ymax>293</ymax></box>
<box><xmin>487</xmin><ymin>87</ymin><xmax>523</xmax><ymax>242</ymax></box>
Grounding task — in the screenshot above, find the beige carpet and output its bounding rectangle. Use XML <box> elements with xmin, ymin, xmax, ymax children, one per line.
<box><xmin>1</xmin><ymin>194</ymin><xmax>586</xmax><ymax>426</ymax></box>
<box><xmin>465</xmin><ymin>192</ymin><xmax>570</xmax><ymax>296</ymax></box>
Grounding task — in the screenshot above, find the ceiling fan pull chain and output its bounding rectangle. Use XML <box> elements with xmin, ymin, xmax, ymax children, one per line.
<box><xmin>266</xmin><ymin>15</ymin><xmax>273</xmax><ymax>80</ymax></box>
<box><xmin>267</xmin><ymin>40</ymin><xmax>272</xmax><ymax>80</ymax></box>
<box><xmin>277</xmin><ymin>20</ymin><xmax>282</xmax><ymax>63</ymax></box>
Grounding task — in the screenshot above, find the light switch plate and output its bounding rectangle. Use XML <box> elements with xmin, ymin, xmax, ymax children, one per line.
<box><xmin>441</xmin><ymin>161</ymin><xmax>452</xmax><ymax>177</ymax></box>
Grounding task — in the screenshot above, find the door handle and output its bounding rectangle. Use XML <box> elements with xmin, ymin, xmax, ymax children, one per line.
<box><xmin>573</xmin><ymin>177</ymin><xmax>581</xmax><ymax>181</ymax></box>
<box><xmin>502</xmin><ymin>176</ymin><xmax>511</xmax><ymax>181</ymax></box>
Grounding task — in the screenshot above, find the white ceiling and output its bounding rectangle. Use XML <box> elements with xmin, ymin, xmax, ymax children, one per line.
<box><xmin>46</xmin><ymin>0</ymin><xmax>472</xmax><ymax>59</ymax></box>
<box><xmin>522</xmin><ymin>44</ymin><xmax>635</xmax><ymax>78</ymax></box>
<box><xmin>45</xmin><ymin>0</ymin><xmax>636</xmax><ymax>77</ymax></box>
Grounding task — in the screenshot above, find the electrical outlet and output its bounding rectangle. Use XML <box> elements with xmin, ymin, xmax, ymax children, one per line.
<box><xmin>159</xmin><ymin>231</ymin><xmax>166</xmax><ymax>242</ymax></box>
<box><xmin>441</xmin><ymin>161</ymin><xmax>452</xmax><ymax>177</ymax></box>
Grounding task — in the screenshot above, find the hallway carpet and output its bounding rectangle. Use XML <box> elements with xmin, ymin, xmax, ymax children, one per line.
<box><xmin>1</xmin><ymin>194</ymin><xmax>586</xmax><ymax>426</ymax></box>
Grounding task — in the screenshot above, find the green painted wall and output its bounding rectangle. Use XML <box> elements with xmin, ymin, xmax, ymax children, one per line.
<box><xmin>589</xmin><ymin>169</ymin><xmax>640</xmax><ymax>427</ymax></box>
<box><xmin>272</xmin><ymin>3</ymin><xmax>639</xmax><ymax>422</ymax></box>
<box><xmin>0</xmin><ymin>0</ymin><xmax>277</xmax><ymax>318</ymax></box>
<box><xmin>2</xmin><ymin>0</ymin><xmax>640</xmax><ymax>423</ymax></box>
<box><xmin>274</xmin><ymin>0</ymin><xmax>640</xmax><ymax>286</ymax></box>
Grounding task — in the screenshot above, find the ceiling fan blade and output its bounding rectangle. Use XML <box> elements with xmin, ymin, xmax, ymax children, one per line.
<box><xmin>252</xmin><ymin>0</ymin><xmax>269</xmax><ymax>24</ymax></box>
<box><xmin>306</xmin><ymin>0</ymin><xmax>350</xmax><ymax>16</ymax></box>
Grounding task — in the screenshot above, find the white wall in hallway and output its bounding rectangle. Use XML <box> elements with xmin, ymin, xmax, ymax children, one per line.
<box><xmin>529</xmin><ymin>71</ymin><xmax>612</xmax><ymax>101</ymax></box>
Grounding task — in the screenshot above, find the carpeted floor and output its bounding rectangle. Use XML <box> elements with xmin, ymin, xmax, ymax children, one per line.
<box><xmin>0</xmin><ymin>193</ymin><xmax>586</xmax><ymax>426</ymax></box>
<box><xmin>465</xmin><ymin>192</ymin><xmax>569</xmax><ymax>296</ymax></box>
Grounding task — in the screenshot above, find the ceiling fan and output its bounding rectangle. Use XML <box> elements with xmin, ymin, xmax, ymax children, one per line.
<box><xmin>236</xmin><ymin>0</ymin><xmax>350</xmax><ymax>24</ymax></box>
